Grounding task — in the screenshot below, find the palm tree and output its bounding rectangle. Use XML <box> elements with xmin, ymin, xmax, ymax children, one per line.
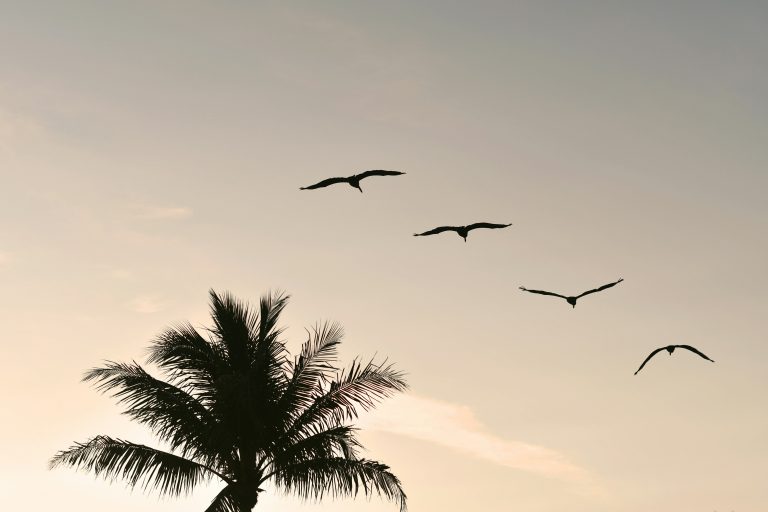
<box><xmin>50</xmin><ymin>290</ymin><xmax>408</xmax><ymax>512</ymax></box>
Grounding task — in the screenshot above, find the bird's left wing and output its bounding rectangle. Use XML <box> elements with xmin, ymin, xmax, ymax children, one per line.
<box><xmin>676</xmin><ymin>345</ymin><xmax>715</xmax><ymax>362</ymax></box>
<box><xmin>518</xmin><ymin>287</ymin><xmax>568</xmax><ymax>299</ymax></box>
<box><xmin>357</xmin><ymin>170</ymin><xmax>406</xmax><ymax>179</ymax></box>
<box><xmin>576</xmin><ymin>278</ymin><xmax>624</xmax><ymax>299</ymax></box>
<box><xmin>634</xmin><ymin>347</ymin><xmax>666</xmax><ymax>375</ymax></box>
<box><xmin>414</xmin><ymin>226</ymin><xmax>456</xmax><ymax>236</ymax></box>
<box><xmin>466</xmin><ymin>222</ymin><xmax>513</xmax><ymax>231</ymax></box>
<box><xmin>300</xmin><ymin>176</ymin><xmax>348</xmax><ymax>190</ymax></box>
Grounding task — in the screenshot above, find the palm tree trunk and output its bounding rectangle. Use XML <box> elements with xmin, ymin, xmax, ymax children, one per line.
<box><xmin>238</xmin><ymin>496</ymin><xmax>257</xmax><ymax>512</ymax></box>
<box><xmin>235</xmin><ymin>486</ymin><xmax>258</xmax><ymax>512</ymax></box>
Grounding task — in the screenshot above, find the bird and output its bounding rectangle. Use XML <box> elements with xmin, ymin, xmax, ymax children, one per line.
<box><xmin>413</xmin><ymin>222</ymin><xmax>512</xmax><ymax>242</ymax></box>
<box><xmin>634</xmin><ymin>344</ymin><xmax>715</xmax><ymax>375</ymax></box>
<box><xmin>518</xmin><ymin>278</ymin><xmax>623</xmax><ymax>308</ymax></box>
<box><xmin>300</xmin><ymin>170</ymin><xmax>405</xmax><ymax>193</ymax></box>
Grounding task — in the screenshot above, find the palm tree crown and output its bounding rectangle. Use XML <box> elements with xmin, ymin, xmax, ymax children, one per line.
<box><xmin>50</xmin><ymin>290</ymin><xmax>408</xmax><ymax>512</ymax></box>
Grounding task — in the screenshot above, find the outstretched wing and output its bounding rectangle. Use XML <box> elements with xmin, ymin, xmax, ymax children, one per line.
<box><xmin>357</xmin><ymin>170</ymin><xmax>406</xmax><ymax>180</ymax></box>
<box><xmin>634</xmin><ymin>347</ymin><xmax>666</xmax><ymax>375</ymax></box>
<box><xmin>675</xmin><ymin>345</ymin><xmax>715</xmax><ymax>363</ymax></box>
<box><xmin>518</xmin><ymin>287</ymin><xmax>567</xmax><ymax>300</ymax></box>
<box><xmin>466</xmin><ymin>222</ymin><xmax>513</xmax><ymax>232</ymax></box>
<box><xmin>575</xmin><ymin>278</ymin><xmax>624</xmax><ymax>299</ymax></box>
<box><xmin>414</xmin><ymin>226</ymin><xmax>458</xmax><ymax>237</ymax></box>
<box><xmin>300</xmin><ymin>176</ymin><xmax>349</xmax><ymax>190</ymax></box>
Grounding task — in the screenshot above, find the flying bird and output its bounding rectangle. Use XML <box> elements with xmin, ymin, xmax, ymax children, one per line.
<box><xmin>300</xmin><ymin>170</ymin><xmax>405</xmax><ymax>193</ymax></box>
<box><xmin>518</xmin><ymin>278</ymin><xmax>623</xmax><ymax>308</ymax></box>
<box><xmin>413</xmin><ymin>222</ymin><xmax>512</xmax><ymax>242</ymax></box>
<box><xmin>634</xmin><ymin>344</ymin><xmax>715</xmax><ymax>375</ymax></box>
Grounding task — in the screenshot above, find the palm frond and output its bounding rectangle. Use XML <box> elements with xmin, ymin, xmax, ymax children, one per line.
<box><xmin>272</xmin><ymin>457</ymin><xmax>407</xmax><ymax>512</ymax></box>
<box><xmin>285</xmin><ymin>358</ymin><xmax>407</xmax><ymax>440</ymax></box>
<box><xmin>251</xmin><ymin>290</ymin><xmax>291</xmax><ymax>393</ymax></box>
<box><xmin>257</xmin><ymin>289</ymin><xmax>290</xmax><ymax>346</ymax></box>
<box><xmin>209</xmin><ymin>290</ymin><xmax>259</xmax><ymax>366</ymax></box>
<box><xmin>270</xmin><ymin>425</ymin><xmax>361</xmax><ymax>468</ymax></box>
<box><xmin>280</xmin><ymin>322</ymin><xmax>343</xmax><ymax>418</ymax></box>
<box><xmin>82</xmin><ymin>361</ymin><xmax>225</xmax><ymax>466</ymax></box>
<box><xmin>49</xmin><ymin>436</ymin><xmax>229</xmax><ymax>496</ymax></box>
<box><xmin>204</xmin><ymin>485</ymin><xmax>239</xmax><ymax>512</ymax></box>
<box><xmin>146</xmin><ymin>322</ymin><xmax>227</xmax><ymax>402</ymax></box>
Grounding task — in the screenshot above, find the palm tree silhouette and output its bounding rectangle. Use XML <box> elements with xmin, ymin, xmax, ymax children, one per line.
<box><xmin>50</xmin><ymin>290</ymin><xmax>408</xmax><ymax>512</ymax></box>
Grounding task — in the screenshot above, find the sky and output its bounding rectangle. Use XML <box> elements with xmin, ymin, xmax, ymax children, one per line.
<box><xmin>1</xmin><ymin>1</ymin><xmax>767</xmax><ymax>511</ymax></box>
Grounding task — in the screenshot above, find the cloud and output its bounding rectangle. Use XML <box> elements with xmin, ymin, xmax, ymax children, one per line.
<box><xmin>360</xmin><ymin>394</ymin><xmax>597</xmax><ymax>488</ymax></box>
<box><xmin>129</xmin><ymin>295</ymin><xmax>167</xmax><ymax>314</ymax></box>
<box><xmin>131</xmin><ymin>205</ymin><xmax>192</xmax><ymax>220</ymax></box>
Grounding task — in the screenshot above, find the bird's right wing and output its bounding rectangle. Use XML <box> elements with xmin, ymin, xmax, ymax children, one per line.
<box><xmin>575</xmin><ymin>278</ymin><xmax>624</xmax><ymax>299</ymax></box>
<box><xmin>676</xmin><ymin>345</ymin><xmax>715</xmax><ymax>362</ymax></box>
<box><xmin>414</xmin><ymin>226</ymin><xmax>457</xmax><ymax>237</ymax></box>
<box><xmin>634</xmin><ymin>347</ymin><xmax>666</xmax><ymax>375</ymax></box>
<box><xmin>466</xmin><ymin>222</ymin><xmax>513</xmax><ymax>231</ymax></box>
<box><xmin>300</xmin><ymin>176</ymin><xmax>349</xmax><ymax>190</ymax></box>
<box><xmin>357</xmin><ymin>170</ymin><xmax>406</xmax><ymax>179</ymax></box>
<box><xmin>518</xmin><ymin>287</ymin><xmax>567</xmax><ymax>299</ymax></box>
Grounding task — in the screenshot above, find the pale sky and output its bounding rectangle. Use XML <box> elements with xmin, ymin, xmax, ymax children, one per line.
<box><xmin>1</xmin><ymin>2</ymin><xmax>767</xmax><ymax>511</ymax></box>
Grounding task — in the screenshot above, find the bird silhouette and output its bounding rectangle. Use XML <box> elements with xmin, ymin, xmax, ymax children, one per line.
<box><xmin>300</xmin><ymin>170</ymin><xmax>405</xmax><ymax>193</ymax></box>
<box><xmin>518</xmin><ymin>278</ymin><xmax>623</xmax><ymax>308</ymax></box>
<box><xmin>413</xmin><ymin>222</ymin><xmax>512</xmax><ymax>242</ymax></box>
<box><xmin>634</xmin><ymin>344</ymin><xmax>715</xmax><ymax>374</ymax></box>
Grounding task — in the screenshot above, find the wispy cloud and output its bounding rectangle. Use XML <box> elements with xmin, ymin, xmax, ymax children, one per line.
<box><xmin>361</xmin><ymin>394</ymin><xmax>598</xmax><ymax>489</ymax></box>
<box><xmin>129</xmin><ymin>295</ymin><xmax>167</xmax><ymax>314</ymax></box>
<box><xmin>131</xmin><ymin>205</ymin><xmax>192</xmax><ymax>220</ymax></box>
